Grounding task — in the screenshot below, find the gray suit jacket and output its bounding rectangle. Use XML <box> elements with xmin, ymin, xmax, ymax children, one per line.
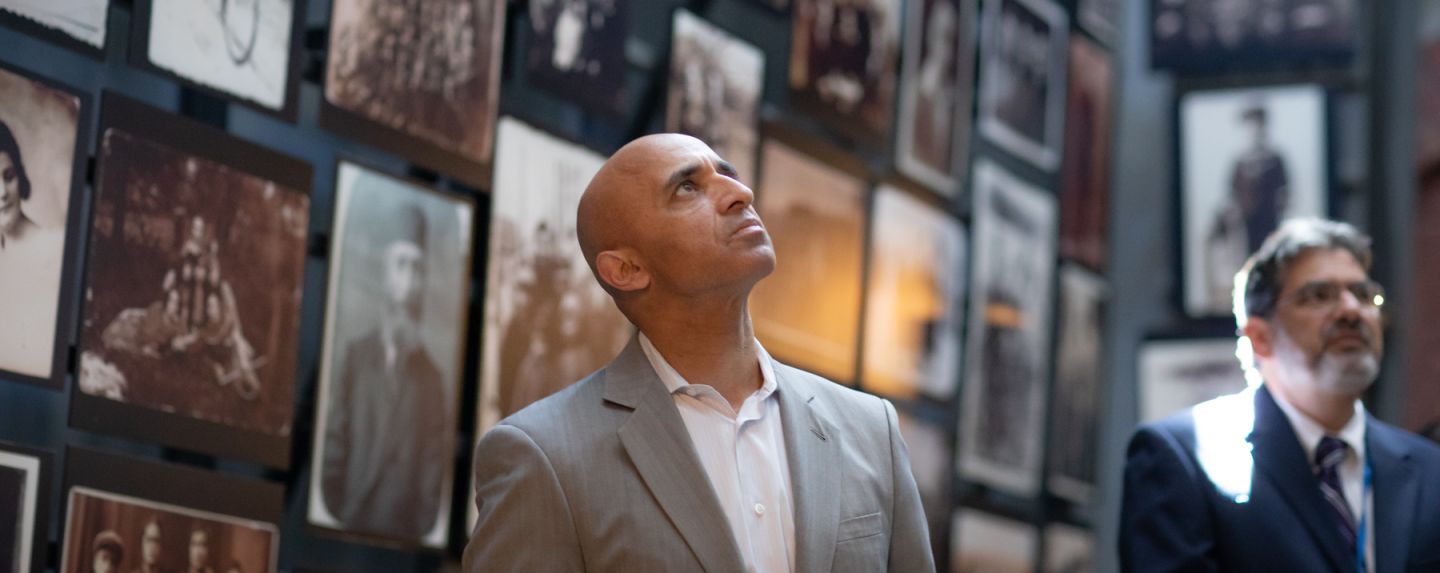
<box><xmin>463</xmin><ymin>337</ymin><xmax>935</xmax><ymax>572</ymax></box>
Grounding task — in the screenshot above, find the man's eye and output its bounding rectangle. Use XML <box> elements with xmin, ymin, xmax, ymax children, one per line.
<box><xmin>679</xmin><ymin>181</ymin><xmax>698</xmax><ymax>193</ymax></box>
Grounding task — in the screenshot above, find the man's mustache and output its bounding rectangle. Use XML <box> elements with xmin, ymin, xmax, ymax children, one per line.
<box><xmin>1323</xmin><ymin>322</ymin><xmax>1374</xmax><ymax>349</ymax></box>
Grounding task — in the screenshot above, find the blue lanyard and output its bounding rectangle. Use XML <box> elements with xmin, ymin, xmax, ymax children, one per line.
<box><xmin>1355</xmin><ymin>462</ymin><xmax>1371</xmax><ymax>573</ymax></box>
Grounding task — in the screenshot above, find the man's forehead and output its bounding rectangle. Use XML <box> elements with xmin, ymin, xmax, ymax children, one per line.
<box><xmin>1283</xmin><ymin>248</ymin><xmax>1367</xmax><ymax>286</ymax></box>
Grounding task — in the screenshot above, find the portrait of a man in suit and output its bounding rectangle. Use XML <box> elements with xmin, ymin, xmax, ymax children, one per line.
<box><xmin>463</xmin><ymin>133</ymin><xmax>934</xmax><ymax>571</ymax></box>
<box><xmin>1122</xmin><ymin>218</ymin><xmax>1440</xmax><ymax>571</ymax></box>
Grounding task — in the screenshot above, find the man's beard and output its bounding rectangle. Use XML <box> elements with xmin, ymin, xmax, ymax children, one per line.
<box><xmin>1273</xmin><ymin>324</ymin><xmax>1380</xmax><ymax>398</ymax></box>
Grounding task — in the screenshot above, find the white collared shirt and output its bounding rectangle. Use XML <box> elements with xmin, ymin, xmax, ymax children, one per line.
<box><xmin>1270</xmin><ymin>389</ymin><xmax>1373</xmax><ymax>570</ymax></box>
<box><xmin>638</xmin><ymin>333</ymin><xmax>795</xmax><ymax>573</ymax></box>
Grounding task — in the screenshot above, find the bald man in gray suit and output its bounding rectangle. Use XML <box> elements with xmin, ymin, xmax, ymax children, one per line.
<box><xmin>462</xmin><ymin>133</ymin><xmax>934</xmax><ymax>572</ymax></box>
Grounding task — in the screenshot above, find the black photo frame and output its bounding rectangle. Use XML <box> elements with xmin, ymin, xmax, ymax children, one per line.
<box><xmin>70</xmin><ymin>92</ymin><xmax>312</xmax><ymax>470</ymax></box>
<box><xmin>0</xmin><ymin>60</ymin><xmax>92</xmax><ymax>391</ymax></box>
<box><xmin>0</xmin><ymin>441</ymin><xmax>52</xmax><ymax>573</ymax></box>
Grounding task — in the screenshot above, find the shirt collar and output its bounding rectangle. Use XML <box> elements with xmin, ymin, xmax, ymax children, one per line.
<box><xmin>1267</xmin><ymin>384</ymin><xmax>1368</xmax><ymax>462</ymax></box>
<box><xmin>637</xmin><ymin>332</ymin><xmax>778</xmax><ymax>400</ymax></box>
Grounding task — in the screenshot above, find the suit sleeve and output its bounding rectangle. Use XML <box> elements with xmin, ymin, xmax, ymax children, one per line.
<box><xmin>881</xmin><ymin>399</ymin><xmax>937</xmax><ymax>573</ymax></box>
<box><xmin>463</xmin><ymin>424</ymin><xmax>584</xmax><ymax>573</ymax></box>
<box><xmin>1119</xmin><ymin>425</ymin><xmax>1219</xmax><ymax>573</ymax></box>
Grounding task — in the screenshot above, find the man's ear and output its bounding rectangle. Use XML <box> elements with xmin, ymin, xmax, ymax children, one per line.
<box><xmin>1244</xmin><ymin>318</ymin><xmax>1276</xmax><ymax>359</ymax></box>
<box><xmin>596</xmin><ymin>249</ymin><xmax>650</xmax><ymax>292</ymax></box>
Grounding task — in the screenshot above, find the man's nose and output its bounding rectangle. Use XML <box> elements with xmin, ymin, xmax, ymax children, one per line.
<box><xmin>718</xmin><ymin>178</ymin><xmax>756</xmax><ymax>213</ymax></box>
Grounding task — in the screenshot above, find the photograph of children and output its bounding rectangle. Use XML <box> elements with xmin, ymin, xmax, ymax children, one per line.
<box><xmin>896</xmin><ymin>411</ymin><xmax>954</xmax><ymax>561</ymax></box>
<box><xmin>0</xmin><ymin>0</ymin><xmax>108</xmax><ymax>50</ymax></box>
<box><xmin>307</xmin><ymin>161</ymin><xmax>472</xmax><ymax>549</ymax></box>
<box><xmin>0</xmin><ymin>64</ymin><xmax>84</xmax><ymax>386</ymax></box>
<box><xmin>950</xmin><ymin>508</ymin><xmax>1037</xmax><ymax>573</ymax></box>
<box><xmin>749</xmin><ymin>139</ymin><xmax>867</xmax><ymax>383</ymax></box>
<box><xmin>1078</xmin><ymin>0</ymin><xmax>1119</xmax><ymax>46</ymax></box>
<box><xmin>1058</xmin><ymin>36</ymin><xmax>1113</xmax><ymax>271</ymax></box>
<box><xmin>525</xmin><ymin>0</ymin><xmax>628</xmax><ymax>117</ymax></box>
<box><xmin>1045</xmin><ymin>264</ymin><xmax>1106</xmax><ymax>504</ymax></box>
<box><xmin>75</xmin><ymin>99</ymin><xmax>310</xmax><ymax>460</ymax></box>
<box><xmin>476</xmin><ymin>118</ymin><xmax>631</xmax><ymax>435</ymax></box>
<box><xmin>1181</xmin><ymin>84</ymin><xmax>1326</xmax><ymax>317</ymax></box>
<box><xmin>1407</xmin><ymin>2</ymin><xmax>1440</xmax><ymax>432</ymax></box>
<box><xmin>1150</xmin><ymin>0</ymin><xmax>1355</xmax><ymax>73</ymax></box>
<box><xmin>140</xmin><ymin>0</ymin><xmax>300</xmax><ymax>116</ymax></box>
<box><xmin>894</xmin><ymin>0</ymin><xmax>976</xmax><ymax>196</ymax></box>
<box><xmin>0</xmin><ymin>444</ymin><xmax>46</xmax><ymax>573</ymax></box>
<box><xmin>665</xmin><ymin>10</ymin><xmax>764</xmax><ymax>186</ymax></box>
<box><xmin>1138</xmin><ymin>337</ymin><xmax>1246</xmax><ymax>423</ymax></box>
<box><xmin>958</xmin><ymin>160</ymin><xmax>1057</xmax><ymax>497</ymax></box>
<box><xmin>325</xmin><ymin>0</ymin><xmax>506</xmax><ymax>179</ymax></box>
<box><xmin>61</xmin><ymin>489</ymin><xmax>276</xmax><ymax>573</ymax></box>
<box><xmin>860</xmin><ymin>185</ymin><xmax>967</xmax><ymax>400</ymax></box>
<box><xmin>1043</xmin><ymin>523</ymin><xmax>1095</xmax><ymax>573</ymax></box>
<box><xmin>788</xmin><ymin>0</ymin><xmax>903</xmax><ymax>142</ymax></box>
<box><xmin>977</xmin><ymin>0</ymin><xmax>1069</xmax><ymax>171</ymax></box>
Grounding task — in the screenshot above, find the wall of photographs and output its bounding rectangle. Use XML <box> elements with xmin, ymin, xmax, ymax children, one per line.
<box><xmin>5</xmin><ymin>0</ymin><xmax>1423</xmax><ymax>572</ymax></box>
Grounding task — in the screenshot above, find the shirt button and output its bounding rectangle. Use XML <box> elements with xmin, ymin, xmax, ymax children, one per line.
<box><xmin>754</xmin><ymin>503</ymin><xmax>765</xmax><ymax>516</ymax></box>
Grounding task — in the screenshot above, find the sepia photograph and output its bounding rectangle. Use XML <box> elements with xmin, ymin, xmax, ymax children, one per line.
<box><xmin>307</xmin><ymin>161</ymin><xmax>473</xmax><ymax>550</ymax></box>
<box><xmin>788</xmin><ymin>0</ymin><xmax>903</xmax><ymax>143</ymax></box>
<box><xmin>61</xmin><ymin>448</ymin><xmax>281</xmax><ymax>573</ymax></box>
<box><xmin>860</xmin><ymin>184</ymin><xmax>967</xmax><ymax>400</ymax></box>
<box><xmin>950</xmin><ymin>508</ymin><xmax>1037</xmax><ymax>573</ymax></box>
<box><xmin>1078</xmin><ymin>0</ymin><xmax>1120</xmax><ymax>46</ymax></box>
<box><xmin>896</xmin><ymin>411</ymin><xmax>953</xmax><ymax>561</ymax></box>
<box><xmin>525</xmin><ymin>0</ymin><xmax>629</xmax><ymax>117</ymax></box>
<box><xmin>0</xmin><ymin>62</ymin><xmax>87</xmax><ymax>388</ymax></box>
<box><xmin>324</xmin><ymin>0</ymin><xmax>506</xmax><ymax>187</ymax></box>
<box><xmin>1046</xmin><ymin>264</ymin><xmax>1106</xmax><ymax>504</ymax></box>
<box><xmin>958</xmin><ymin>160</ymin><xmax>1057</xmax><ymax>497</ymax></box>
<box><xmin>137</xmin><ymin>0</ymin><xmax>302</xmax><ymax>118</ymax></box>
<box><xmin>1150</xmin><ymin>0</ymin><xmax>1356</xmax><ymax>73</ymax></box>
<box><xmin>0</xmin><ymin>442</ymin><xmax>48</xmax><ymax>573</ymax></box>
<box><xmin>73</xmin><ymin>94</ymin><xmax>311</xmax><ymax>469</ymax></box>
<box><xmin>0</xmin><ymin>0</ymin><xmax>108</xmax><ymax>52</ymax></box>
<box><xmin>1058</xmin><ymin>36</ymin><xmax>1113</xmax><ymax>271</ymax></box>
<box><xmin>977</xmin><ymin>0</ymin><xmax>1069</xmax><ymax>171</ymax></box>
<box><xmin>1043</xmin><ymin>523</ymin><xmax>1095</xmax><ymax>573</ymax></box>
<box><xmin>749</xmin><ymin>138</ymin><xmax>867</xmax><ymax>383</ymax></box>
<box><xmin>1181</xmin><ymin>84</ymin><xmax>1327</xmax><ymax>317</ymax></box>
<box><xmin>1139</xmin><ymin>337</ymin><xmax>1247</xmax><ymax>423</ymax></box>
<box><xmin>665</xmin><ymin>9</ymin><xmax>764</xmax><ymax>185</ymax></box>
<box><xmin>894</xmin><ymin>0</ymin><xmax>976</xmax><ymax>196</ymax></box>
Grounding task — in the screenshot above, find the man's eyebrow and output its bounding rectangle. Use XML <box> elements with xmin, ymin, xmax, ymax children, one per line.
<box><xmin>716</xmin><ymin>160</ymin><xmax>738</xmax><ymax>179</ymax></box>
<box><xmin>663</xmin><ymin>161</ymin><xmax>703</xmax><ymax>191</ymax></box>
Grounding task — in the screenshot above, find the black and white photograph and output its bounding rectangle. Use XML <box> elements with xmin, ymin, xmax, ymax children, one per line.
<box><xmin>1046</xmin><ymin>264</ymin><xmax>1106</xmax><ymax>504</ymax></box>
<box><xmin>1150</xmin><ymin>0</ymin><xmax>1356</xmax><ymax>73</ymax></box>
<box><xmin>1058</xmin><ymin>36</ymin><xmax>1113</xmax><ymax>271</ymax></box>
<box><xmin>1043</xmin><ymin>523</ymin><xmax>1095</xmax><ymax>573</ymax></box>
<box><xmin>73</xmin><ymin>94</ymin><xmax>311</xmax><ymax>469</ymax></box>
<box><xmin>135</xmin><ymin>0</ymin><xmax>302</xmax><ymax>119</ymax></box>
<box><xmin>476</xmin><ymin>118</ymin><xmax>631</xmax><ymax>437</ymax></box>
<box><xmin>307</xmin><ymin>161</ymin><xmax>473</xmax><ymax>550</ymax></box>
<box><xmin>60</xmin><ymin>448</ymin><xmax>281</xmax><ymax>573</ymax></box>
<box><xmin>958</xmin><ymin>160</ymin><xmax>1057</xmax><ymax>497</ymax></box>
<box><xmin>1139</xmin><ymin>337</ymin><xmax>1247</xmax><ymax>423</ymax></box>
<box><xmin>324</xmin><ymin>0</ymin><xmax>506</xmax><ymax>188</ymax></box>
<box><xmin>1078</xmin><ymin>0</ymin><xmax>1120</xmax><ymax>46</ymax></box>
<box><xmin>665</xmin><ymin>9</ymin><xmax>764</xmax><ymax>185</ymax></box>
<box><xmin>0</xmin><ymin>0</ymin><xmax>108</xmax><ymax>53</ymax></box>
<box><xmin>860</xmin><ymin>184</ymin><xmax>967</xmax><ymax>400</ymax></box>
<box><xmin>749</xmin><ymin>138</ymin><xmax>867</xmax><ymax>383</ymax></box>
<box><xmin>525</xmin><ymin>0</ymin><xmax>628</xmax><ymax>117</ymax></box>
<box><xmin>894</xmin><ymin>0</ymin><xmax>976</xmax><ymax>196</ymax></box>
<box><xmin>950</xmin><ymin>508</ymin><xmax>1037</xmax><ymax>573</ymax></box>
<box><xmin>977</xmin><ymin>0</ymin><xmax>1068</xmax><ymax>171</ymax></box>
<box><xmin>0</xmin><ymin>62</ymin><xmax>87</xmax><ymax>388</ymax></box>
<box><xmin>0</xmin><ymin>442</ymin><xmax>48</xmax><ymax>573</ymax></box>
<box><xmin>788</xmin><ymin>0</ymin><xmax>903</xmax><ymax>142</ymax></box>
<box><xmin>1181</xmin><ymin>84</ymin><xmax>1327</xmax><ymax>317</ymax></box>
<box><xmin>896</xmin><ymin>411</ymin><xmax>953</xmax><ymax>560</ymax></box>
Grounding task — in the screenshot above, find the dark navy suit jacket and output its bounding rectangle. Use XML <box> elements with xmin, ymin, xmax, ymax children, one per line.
<box><xmin>1120</xmin><ymin>384</ymin><xmax>1440</xmax><ymax>572</ymax></box>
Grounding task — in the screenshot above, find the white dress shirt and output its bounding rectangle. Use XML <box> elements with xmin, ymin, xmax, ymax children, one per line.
<box><xmin>638</xmin><ymin>333</ymin><xmax>796</xmax><ymax>573</ymax></box>
<box><xmin>1271</xmin><ymin>390</ymin><xmax>1373</xmax><ymax>570</ymax></box>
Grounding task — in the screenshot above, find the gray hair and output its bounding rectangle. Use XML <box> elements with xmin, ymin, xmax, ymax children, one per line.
<box><xmin>1232</xmin><ymin>217</ymin><xmax>1373</xmax><ymax>327</ymax></box>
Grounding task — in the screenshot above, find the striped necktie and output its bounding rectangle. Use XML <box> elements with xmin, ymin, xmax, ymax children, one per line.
<box><xmin>1313</xmin><ymin>436</ymin><xmax>1357</xmax><ymax>556</ymax></box>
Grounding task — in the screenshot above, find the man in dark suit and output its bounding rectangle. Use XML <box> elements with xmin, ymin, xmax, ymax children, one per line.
<box><xmin>1121</xmin><ymin>218</ymin><xmax>1440</xmax><ymax>572</ymax></box>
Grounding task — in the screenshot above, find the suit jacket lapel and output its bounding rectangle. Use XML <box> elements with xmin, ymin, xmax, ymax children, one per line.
<box><xmin>1248</xmin><ymin>385</ymin><xmax>1353</xmax><ymax>572</ymax></box>
<box><xmin>1368</xmin><ymin>422</ymin><xmax>1417</xmax><ymax>573</ymax></box>
<box><xmin>604</xmin><ymin>337</ymin><xmax>745</xmax><ymax>573</ymax></box>
<box><xmin>775</xmin><ymin>364</ymin><xmax>842</xmax><ymax>573</ymax></box>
